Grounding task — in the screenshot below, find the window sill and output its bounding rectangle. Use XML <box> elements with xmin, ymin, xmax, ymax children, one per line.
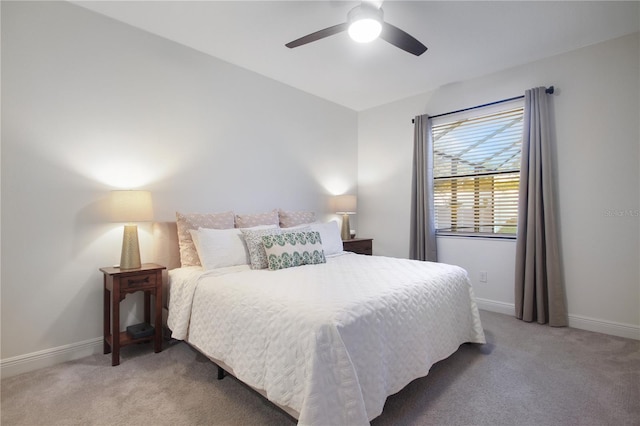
<box><xmin>436</xmin><ymin>232</ymin><xmax>516</xmax><ymax>241</ymax></box>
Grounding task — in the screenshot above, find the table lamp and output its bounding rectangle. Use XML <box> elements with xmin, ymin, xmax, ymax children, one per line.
<box><xmin>334</xmin><ymin>194</ymin><xmax>357</xmax><ymax>241</ymax></box>
<box><xmin>110</xmin><ymin>190</ymin><xmax>153</xmax><ymax>269</ymax></box>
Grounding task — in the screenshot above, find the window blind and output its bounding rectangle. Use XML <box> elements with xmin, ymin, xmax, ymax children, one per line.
<box><xmin>432</xmin><ymin>106</ymin><xmax>524</xmax><ymax>236</ymax></box>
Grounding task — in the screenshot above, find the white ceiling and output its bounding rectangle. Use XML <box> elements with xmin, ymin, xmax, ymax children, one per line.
<box><xmin>74</xmin><ymin>1</ymin><xmax>640</xmax><ymax>111</ymax></box>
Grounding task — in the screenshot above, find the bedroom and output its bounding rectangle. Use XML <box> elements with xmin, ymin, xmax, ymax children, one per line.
<box><xmin>1</xmin><ymin>0</ymin><xmax>639</xmax><ymax>424</ymax></box>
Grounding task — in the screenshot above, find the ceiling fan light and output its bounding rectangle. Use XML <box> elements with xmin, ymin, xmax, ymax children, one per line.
<box><xmin>347</xmin><ymin>4</ymin><xmax>383</xmax><ymax>43</ymax></box>
<box><xmin>348</xmin><ymin>19</ymin><xmax>382</xmax><ymax>43</ymax></box>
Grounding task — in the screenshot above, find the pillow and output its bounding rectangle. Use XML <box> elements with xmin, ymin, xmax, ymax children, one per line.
<box><xmin>309</xmin><ymin>221</ymin><xmax>343</xmax><ymax>256</ymax></box>
<box><xmin>279</xmin><ymin>210</ymin><xmax>316</xmax><ymax>228</ymax></box>
<box><xmin>240</xmin><ymin>227</ymin><xmax>282</xmax><ymax>269</ymax></box>
<box><xmin>235</xmin><ymin>210</ymin><xmax>279</xmax><ymax>228</ymax></box>
<box><xmin>176</xmin><ymin>211</ymin><xmax>235</xmax><ymax>267</ymax></box>
<box><xmin>189</xmin><ymin>228</ymin><xmax>249</xmax><ymax>270</ymax></box>
<box><xmin>262</xmin><ymin>231</ymin><xmax>326</xmax><ymax>271</ymax></box>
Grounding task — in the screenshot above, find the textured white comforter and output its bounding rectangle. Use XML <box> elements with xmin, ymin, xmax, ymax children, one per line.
<box><xmin>168</xmin><ymin>253</ymin><xmax>485</xmax><ymax>425</ymax></box>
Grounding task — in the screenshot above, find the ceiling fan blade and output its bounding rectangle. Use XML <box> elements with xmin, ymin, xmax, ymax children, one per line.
<box><xmin>380</xmin><ymin>22</ymin><xmax>427</xmax><ymax>56</ymax></box>
<box><xmin>286</xmin><ymin>22</ymin><xmax>349</xmax><ymax>48</ymax></box>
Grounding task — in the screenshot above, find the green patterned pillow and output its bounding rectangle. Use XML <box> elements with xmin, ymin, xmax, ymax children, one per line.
<box><xmin>262</xmin><ymin>231</ymin><xmax>326</xmax><ymax>270</ymax></box>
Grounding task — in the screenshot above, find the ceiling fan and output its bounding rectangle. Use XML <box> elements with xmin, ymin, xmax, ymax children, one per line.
<box><xmin>285</xmin><ymin>2</ymin><xmax>427</xmax><ymax>56</ymax></box>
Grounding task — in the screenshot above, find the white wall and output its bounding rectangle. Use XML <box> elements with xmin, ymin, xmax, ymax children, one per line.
<box><xmin>1</xmin><ymin>1</ymin><xmax>357</xmax><ymax>375</ymax></box>
<box><xmin>358</xmin><ymin>32</ymin><xmax>640</xmax><ymax>339</ymax></box>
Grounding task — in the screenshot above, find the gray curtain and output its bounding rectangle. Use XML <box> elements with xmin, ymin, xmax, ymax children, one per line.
<box><xmin>515</xmin><ymin>87</ymin><xmax>568</xmax><ymax>326</ymax></box>
<box><xmin>410</xmin><ymin>115</ymin><xmax>437</xmax><ymax>262</ymax></box>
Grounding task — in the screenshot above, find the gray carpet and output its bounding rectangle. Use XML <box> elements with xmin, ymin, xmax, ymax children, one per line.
<box><xmin>2</xmin><ymin>310</ymin><xmax>639</xmax><ymax>426</ymax></box>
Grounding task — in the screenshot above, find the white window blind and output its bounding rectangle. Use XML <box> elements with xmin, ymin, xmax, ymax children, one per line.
<box><xmin>432</xmin><ymin>104</ymin><xmax>524</xmax><ymax>236</ymax></box>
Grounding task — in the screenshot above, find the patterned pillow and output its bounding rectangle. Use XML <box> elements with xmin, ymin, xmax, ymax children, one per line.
<box><xmin>235</xmin><ymin>210</ymin><xmax>279</xmax><ymax>228</ymax></box>
<box><xmin>279</xmin><ymin>210</ymin><xmax>316</xmax><ymax>228</ymax></box>
<box><xmin>262</xmin><ymin>231</ymin><xmax>326</xmax><ymax>271</ymax></box>
<box><xmin>240</xmin><ymin>227</ymin><xmax>282</xmax><ymax>269</ymax></box>
<box><xmin>176</xmin><ymin>211</ymin><xmax>235</xmax><ymax>267</ymax></box>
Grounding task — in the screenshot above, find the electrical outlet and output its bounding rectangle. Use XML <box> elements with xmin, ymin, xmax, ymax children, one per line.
<box><xmin>480</xmin><ymin>271</ymin><xmax>487</xmax><ymax>283</ymax></box>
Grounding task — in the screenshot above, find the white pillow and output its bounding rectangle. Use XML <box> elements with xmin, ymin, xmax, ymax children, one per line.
<box><xmin>310</xmin><ymin>221</ymin><xmax>343</xmax><ymax>255</ymax></box>
<box><xmin>189</xmin><ymin>228</ymin><xmax>249</xmax><ymax>270</ymax></box>
<box><xmin>175</xmin><ymin>211</ymin><xmax>235</xmax><ymax>267</ymax></box>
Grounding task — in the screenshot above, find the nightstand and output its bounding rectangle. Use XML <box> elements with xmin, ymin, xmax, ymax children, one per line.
<box><xmin>100</xmin><ymin>263</ymin><xmax>165</xmax><ymax>366</ymax></box>
<box><xmin>343</xmin><ymin>238</ymin><xmax>373</xmax><ymax>255</ymax></box>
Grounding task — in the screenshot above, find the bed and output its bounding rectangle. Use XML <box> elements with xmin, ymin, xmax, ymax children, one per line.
<box><xmin>153</xmin><ymin>216</ymin><xmax>485</xmax><ymax>425</ymax></box>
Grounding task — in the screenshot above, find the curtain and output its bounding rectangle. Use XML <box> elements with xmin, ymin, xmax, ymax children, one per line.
<box><xmin>410</xmin><ymin>115</ymin><xmax>437</xmax><ymax>262</ymax></box>
<box><xmin>515</xmin><ymin>87</ymin><xmax>568</xmax><ymax>326</ymax></box>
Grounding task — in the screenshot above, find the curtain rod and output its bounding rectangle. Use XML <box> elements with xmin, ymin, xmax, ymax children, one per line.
<box><xmin>411</xmin><ymin>86</ymin><xmax>554</xmax><ymax>124</ymax></box>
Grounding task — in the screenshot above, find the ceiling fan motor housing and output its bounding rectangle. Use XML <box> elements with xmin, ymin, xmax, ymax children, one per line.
<box><xmin>348</xmin><ymin>3</ymin><xmax>383</xmax><ymax>24</ymax></box>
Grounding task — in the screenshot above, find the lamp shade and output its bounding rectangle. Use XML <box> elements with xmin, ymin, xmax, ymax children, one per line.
<box><xmin>110</xmin><ymin>190</ymin><xmax>153</xmax><ymax>223</ymax></box>
<box><xmin>334</xmin><ymin>194</ymin><xmax>357</xmax><ymax>215</ymax></box>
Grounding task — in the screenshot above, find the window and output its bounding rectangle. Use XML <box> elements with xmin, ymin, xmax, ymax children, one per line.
<box><xmin>432</xmin><ymin>103</ymin><xmax>524</xmax><ymax>237</ymax></box>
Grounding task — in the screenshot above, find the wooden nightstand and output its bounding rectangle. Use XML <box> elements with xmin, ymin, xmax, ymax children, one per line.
<box><xmin>100</xmin><ymin>263</ymin><xmax>166</xmax><ymax>366</ymax></box>
<box><xmin>343</xmin><ymin>238</ymin><xmax>373</xmax><ymax>255</ymax></box>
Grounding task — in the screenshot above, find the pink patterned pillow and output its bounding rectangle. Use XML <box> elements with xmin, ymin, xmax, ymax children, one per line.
<box><xmin>176</xmin><ymin>211</ymin><xmax>235</xmax><ymax>267</ymax></box>
<box><xmin>279</xmin><ymin>210</ymin><xmax>316</xmax><ymax>228</ymax></box>
<box><xmin>235</xmin><ymin>210</ymin><xmax>279</xmax><ymax>228</ymax></box>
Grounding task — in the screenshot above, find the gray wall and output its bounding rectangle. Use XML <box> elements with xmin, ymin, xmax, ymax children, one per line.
<box><xmin>1</xmin><ymin>1</ymin><xmax>357</xmax><ymax>373</ymax></box>
<box><xmin>358</xmin><ymin>33</ymin><xmax>640</xmax><ymax>339</ymax></box>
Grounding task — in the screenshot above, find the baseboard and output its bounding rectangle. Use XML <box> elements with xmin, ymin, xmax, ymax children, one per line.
<box><xmin>1</xmin><ymin>337</ymin><xmax>103</xmax><ymax>379</ymax></box>
<box><xmin>567</xmin><ymin>314</ymin><xmax>640</xmax><ymax>340</ymax></box>
<box><xmin>475</xmin><ymin>298</ymin><xmax>515</xmax><ymax>316</ymax></box>
<box><xmin>476</xmin><ymin>297</ymin><xmax>640</xmax><ymax>340</ymax></box>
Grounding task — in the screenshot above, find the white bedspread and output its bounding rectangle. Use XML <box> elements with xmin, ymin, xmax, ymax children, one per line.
<box><xmin>168</xmin><ymin>253</ymin><xmax>485</xmax><ymax>425</ymax></box>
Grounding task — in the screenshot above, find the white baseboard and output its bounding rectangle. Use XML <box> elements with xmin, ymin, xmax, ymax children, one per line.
<box><xmin>476</xmin><ymin>297</ymin><xmax>640</xmax><ymax>340</ymax></box>
<box><xmin>567</xmin><ymin>314</ymin><xmax>640</xmax><ymax>340</ymax></box>
<box><xmin>475</xmin><ymin>298</ymin><xmax>515</xmax><ymax>316</ymax></box>
<box><xmin>1</xmin><ymin>337</ymin><xmax>103</xmax><ymax>379</ymax></box>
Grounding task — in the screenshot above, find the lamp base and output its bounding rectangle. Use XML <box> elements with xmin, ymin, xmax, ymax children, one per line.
<box><xmin>120</xmin><ymin>224</ymin><xmax>141</xmax><ymax>270</ymax></box>
<box><xmin>341</xmin><ymin>214</ymin><xmax>351</xmax><ymax>241</ymax></box>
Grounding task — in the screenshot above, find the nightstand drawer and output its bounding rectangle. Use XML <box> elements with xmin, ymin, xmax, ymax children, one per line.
<box><xmin>122</xmin><ymin>273</ymin><xmax>157</xmax><ymax>290</ymax></box>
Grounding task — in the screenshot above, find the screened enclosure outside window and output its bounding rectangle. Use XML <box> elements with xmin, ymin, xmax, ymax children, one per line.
<box><xmin>432</xmin><ymin>105</ymin><xmax>524</xmax><ymax>236</ymax></box>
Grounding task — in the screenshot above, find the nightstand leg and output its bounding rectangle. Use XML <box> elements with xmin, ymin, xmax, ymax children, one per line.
<box><xmin>144</xmin><ymin>291</ymin><xmax>151</xmax><ymax>324</ymax></box>
<box><xmin>103</xmin><ymin>282</ymin><xmax>110</xmax><ymax>355</ymax></box>
<box><xmin>154</xmin><ymin>287</ymin><xmax>162</xmax><ymax>353</ymax></box>
<box><xmin>112</xmin><ymin>292</ymin><xmax>120</xmax><ymax>366</ymax></box>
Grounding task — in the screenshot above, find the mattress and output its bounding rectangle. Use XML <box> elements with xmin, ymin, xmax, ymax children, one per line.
<box><xmin>168</xmin><ymin>252</ymin><xmax>485</xmax><ymax>425</ymax></box>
